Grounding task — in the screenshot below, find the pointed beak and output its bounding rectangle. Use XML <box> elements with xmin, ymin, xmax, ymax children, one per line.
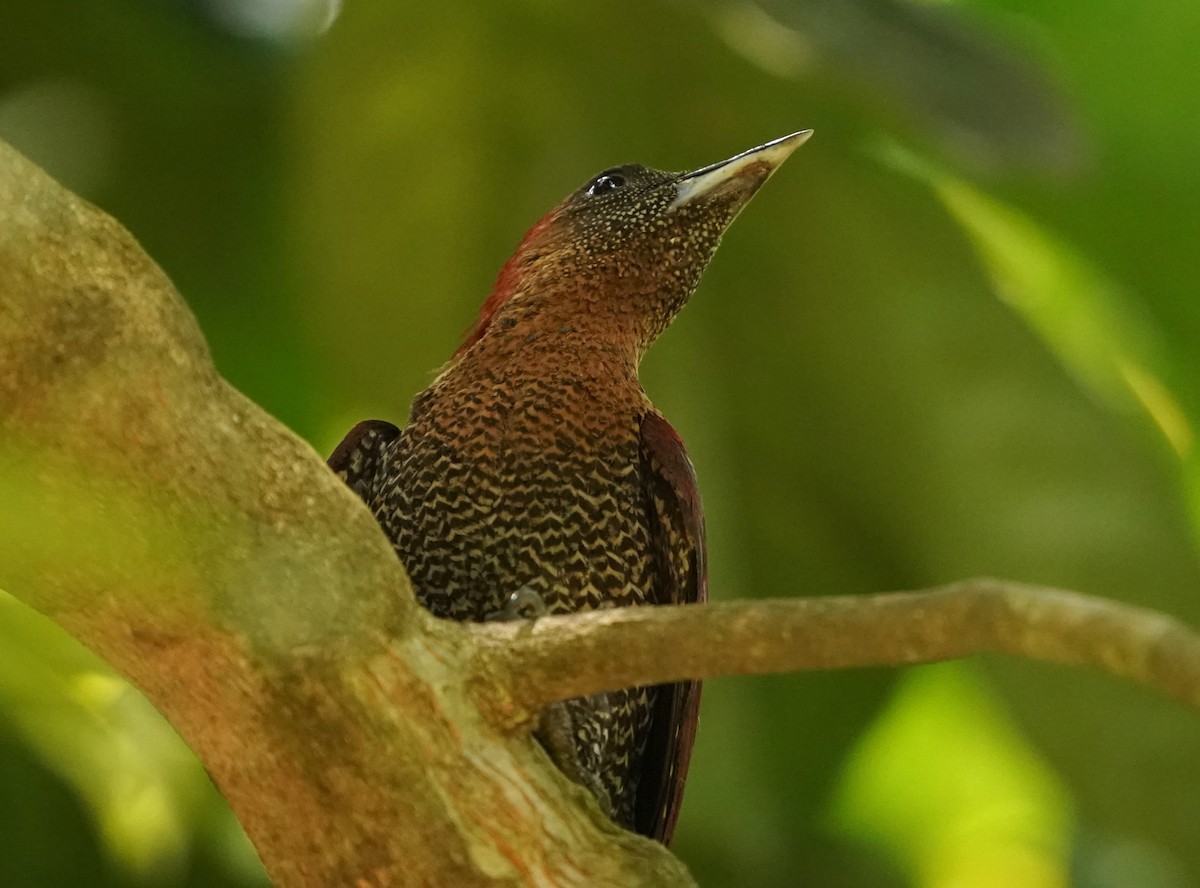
<box><xmin>671</xmin><ymin>129</ymin><xmax>812</xmax><ymax>209</ymax></box>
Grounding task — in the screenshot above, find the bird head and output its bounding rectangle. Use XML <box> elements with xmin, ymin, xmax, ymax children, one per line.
<box><xmin>457</xmin><ymin>130</ymin><xmax>811</xmax><ymax>363</ymax></box>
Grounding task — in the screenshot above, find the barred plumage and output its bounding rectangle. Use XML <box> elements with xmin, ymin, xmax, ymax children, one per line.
<box><xmin>330</xmin><ymin>131</ymin><xmax>808</xmax><ymax>843</ymax></box>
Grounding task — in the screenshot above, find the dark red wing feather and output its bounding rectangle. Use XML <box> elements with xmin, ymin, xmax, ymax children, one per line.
<box><xmin>327</xmin><ymin>419</ymin><xmax>401</xmax><ymax>502</ymax></box>
<box><xmin>635</xmin><ymin>411</ymin><xmax>707</xmax><ymax>844</ymax></box>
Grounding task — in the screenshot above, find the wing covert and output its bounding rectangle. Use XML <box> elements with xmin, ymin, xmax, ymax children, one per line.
<box><xmin>636</xmin><ymin>411</ymin><xmax>707</xmax><ymax>844</ymax></box>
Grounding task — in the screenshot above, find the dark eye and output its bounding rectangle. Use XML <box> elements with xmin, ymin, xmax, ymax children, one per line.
<box><xmin>586</xmin><ymin>171</ymin><xmax>626</xmax><ymax>197</ymax></box>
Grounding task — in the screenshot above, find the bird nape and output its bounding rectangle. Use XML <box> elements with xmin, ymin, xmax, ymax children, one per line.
<box><xmin>328</xmin><ymin>130</ymin><xmax>811</xmax><ymax>845</ymax></box>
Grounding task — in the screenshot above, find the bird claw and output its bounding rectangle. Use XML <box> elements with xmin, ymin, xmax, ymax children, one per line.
<box><xmin>487</xmin><ymin>585</ymin><xmax>548</xmax><ymax>622</ymax></box>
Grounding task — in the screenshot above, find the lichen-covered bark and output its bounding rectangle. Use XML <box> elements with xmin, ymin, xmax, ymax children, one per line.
<box><xmin>470</xmin><ymin>579</ymin><xmax>1200</xmax><ymax>719</ymax></box>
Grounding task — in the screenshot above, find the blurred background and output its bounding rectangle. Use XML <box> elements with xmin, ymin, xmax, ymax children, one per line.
<box><xmin>2</xmin><ymin>0</ymin><xmax>1199</xmax><ymax>885</ymax></box>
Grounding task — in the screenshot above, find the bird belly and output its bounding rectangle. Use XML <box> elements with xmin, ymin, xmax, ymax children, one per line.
<box><xmin>381</xmin><ymin>392</ymin><xmax>658</xmax><ymax>829</ymax></box>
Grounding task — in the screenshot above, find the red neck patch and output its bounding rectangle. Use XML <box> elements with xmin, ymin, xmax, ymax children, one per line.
<box><xmin>455</xmin><ymin>211</ymin><xmax>557</xmax><ymax>358</ymax></box>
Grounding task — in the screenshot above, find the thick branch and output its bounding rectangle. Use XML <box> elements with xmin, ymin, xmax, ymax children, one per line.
<box><xmin>471</xmin><ymin>578</ymin><xmax>1200</xmax><ymax>727</ymax></box>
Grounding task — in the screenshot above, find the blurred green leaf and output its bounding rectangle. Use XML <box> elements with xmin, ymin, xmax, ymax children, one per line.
<box><xmin>833</xmin><ymin>663</ymin><xmax>1072</xmax><ymax>888</ymax></box>
<box><xmin>710</xmin><ymin>0</ymin><xmax>1084</xmax><ymax>174</ymax></box>
<box><xmin>0</xmin><ymin>590</ymin><xmax>264</xmax><ymax>886</ymax></box>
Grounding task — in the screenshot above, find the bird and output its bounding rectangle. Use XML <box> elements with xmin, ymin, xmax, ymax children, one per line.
<box><xmin>328</xmin><ymin>130</ymin><xmax>810</xmax><ymax>844</ymax></box>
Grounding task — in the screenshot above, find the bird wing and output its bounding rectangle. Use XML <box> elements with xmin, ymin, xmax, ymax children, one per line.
<box><xmin>327</xmin><ymin>419</ymin><xmax>402</xmax><ymax>502</ymax></box>
<box><xmin>636</xmin><ymin>411</ymin><xmax>708</xmax><ymax>844</ymax></box>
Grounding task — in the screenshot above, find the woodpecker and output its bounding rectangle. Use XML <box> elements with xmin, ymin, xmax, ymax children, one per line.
<box><xmin>329</xmin><ymin>130</ymin><xmax>810</xmax><ymax>843</ymax></box>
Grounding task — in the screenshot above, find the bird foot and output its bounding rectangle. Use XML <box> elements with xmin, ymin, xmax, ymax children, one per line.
<box><xmin>486</xmin><ymin>585</ymin><xmax>548</xmax><ymax>621</ymax></box>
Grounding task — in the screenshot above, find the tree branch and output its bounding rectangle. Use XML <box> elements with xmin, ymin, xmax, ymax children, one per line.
<box><xmin>469</xmin><ymin>579</ymin><xmax>1200</xmax><ymax>728</ymax></box>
